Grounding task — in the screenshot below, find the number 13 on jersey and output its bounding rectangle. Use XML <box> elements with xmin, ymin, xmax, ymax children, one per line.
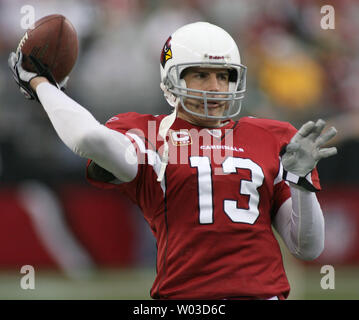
<box><xmin>190</xmin><ymin>156</ymin><xmax>264</xmax><ymax>225</ymax></box>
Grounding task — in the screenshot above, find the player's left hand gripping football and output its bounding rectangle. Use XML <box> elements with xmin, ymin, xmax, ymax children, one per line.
<box><xmin>282</xmin><ymin>119</ymin><xmax>338</xmax><ymax>177</ymax></box>
<box><xmin>8</xmin><ymin>51</ymin><xmax>66</xmax><ymax>101</ymax></box>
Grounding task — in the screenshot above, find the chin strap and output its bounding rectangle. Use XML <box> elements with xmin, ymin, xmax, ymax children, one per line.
<box><xmin>160</xmin><ymin>82</ymin><xmax>177</xmax><ymax>107</ymax></box>
<box><xmin>158</xmin><ymin>83</ymin><xmax>179</xmax><ymax>182</ymax></box>
<box><xmin>157</xmin><ymin>109</ymin><xmax>177</xmax><ymax>182</ymax></box>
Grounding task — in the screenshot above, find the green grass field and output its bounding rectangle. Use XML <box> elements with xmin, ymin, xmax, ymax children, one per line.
<box><xmin>0</xmin><ymin>268</ymin><xmax>155</xmax><ymax>300</ymax></box>
<box><xmin>0</xmin><ymin>264</ymin><xmax>357</xmax><ymax>300</ymax></box>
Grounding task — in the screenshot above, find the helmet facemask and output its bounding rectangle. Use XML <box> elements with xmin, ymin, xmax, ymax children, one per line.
<box><xmin>164</xmin><ymin>62</ymin><xmax>247</xmax><ymax>120</ymax></box>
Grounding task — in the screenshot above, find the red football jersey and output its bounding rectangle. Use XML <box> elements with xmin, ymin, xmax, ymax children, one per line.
<box><xmin>86</xmin><ymin>112</ymin><xmax>320</xmax><ymax>299</ymax></box>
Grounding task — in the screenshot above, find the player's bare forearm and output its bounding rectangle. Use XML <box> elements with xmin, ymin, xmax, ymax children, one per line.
<box><xmin>30</xmin><ymin>76</ymin><xmax>49</xmax><ymax>90</ymax></box>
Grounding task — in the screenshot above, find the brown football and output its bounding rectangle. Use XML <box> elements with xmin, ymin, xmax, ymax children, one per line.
<box><xmin>16</xmin><ymin>14</ymin><xmax>78</xmax><ymax>83</ymax></box>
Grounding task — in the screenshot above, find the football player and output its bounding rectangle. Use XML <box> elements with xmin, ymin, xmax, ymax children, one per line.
<box><xmin>9</xmin><ymin>22</ymin><xmax>337</xmax><ymax>299</ymax></box>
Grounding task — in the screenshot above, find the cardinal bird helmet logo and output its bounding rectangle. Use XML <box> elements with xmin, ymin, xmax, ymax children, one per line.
<box><xmin>161</xmin><ymin>36</ymin><xmax>172</xmax><ymax>68</ymax></box>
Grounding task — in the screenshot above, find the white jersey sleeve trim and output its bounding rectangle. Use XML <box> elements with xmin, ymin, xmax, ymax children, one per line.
<box><xmin>273</xmin><ymin>157</ymin><xmax>283</xmax><ymax>185</ymax></box>
<box><xmin>126</xmin><ymin>133</ymin><xmax>166</xmax><ymax>194</ymax></box>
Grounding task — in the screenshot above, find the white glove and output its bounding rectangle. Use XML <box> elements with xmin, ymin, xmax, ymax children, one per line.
<box><xmin>282</xmin><ymin>119</ymin><xmax>337</xmax><ymax>177</ymax></box>
<box><xmin>8</xmin><ymin>51</ymin><xmax>68</xmax><ymax>101</ymax></box>
<box><xmin>8</xmin><ymin>51</ymin><xmax>39</xmax><ymax>99</ymax></box>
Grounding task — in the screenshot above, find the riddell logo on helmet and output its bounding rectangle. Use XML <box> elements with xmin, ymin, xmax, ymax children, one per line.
<box><xmin>161</xmin><ymin>36</ymin><xmax>172</xmax><ymax>68</ymax></box>
<box><xmin>208</xmin><ymin>55</ymin><xmax>225</xmax><ymax>60</ymax></box>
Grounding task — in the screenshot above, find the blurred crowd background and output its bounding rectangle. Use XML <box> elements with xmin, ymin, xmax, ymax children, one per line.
<box><xmin>1</xmin><ymin>0</ymin><xmax>359</xmax><ymax>184</ymax></box>
<box><xmin>0</xmin><ymin>0</ymin><xmax>358</xmax><ymax>299</ymax></box>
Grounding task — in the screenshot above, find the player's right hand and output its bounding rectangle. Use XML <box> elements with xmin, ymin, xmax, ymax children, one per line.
<box><xmin>8</xmin><ymin>51</ymin><xmax>68</xmax><ymax>102</ymax></box>
<box><xmin>8</xmin><ymin>51</ymin><xmax>39</xmax><ymax>100</ymax></box>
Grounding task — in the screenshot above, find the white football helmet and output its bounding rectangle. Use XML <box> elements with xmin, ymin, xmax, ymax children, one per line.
<box><xmin>160</xmin><ymin>21</ymin><xmax>247</xmax><ymax>120</ymax></box>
